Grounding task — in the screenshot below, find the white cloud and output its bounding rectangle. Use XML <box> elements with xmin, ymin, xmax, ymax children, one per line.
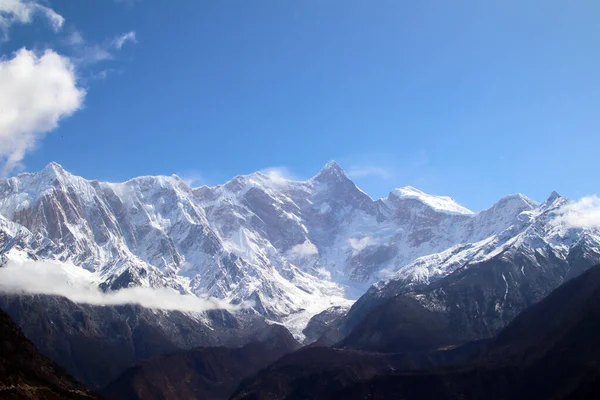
<box><xmin>112</xmin><ymin>31</ymin><xmax>136</xmax><ymax>49</ymax></box>
<box><xmin>347</xmin><ymin>165</ymin><xmax>391</xmax><ymax>180</ymax></box>
<box><xmin>0</xmin><ymin>48</ymin><xmax>85</xmax><ymax>176</ymax></box>
<box><xmin>289</xmin><ymin>240</ymin><xmax>319</xmax><ymax>257</ymax></box>
<box><xmin>260</xmin><ymin>166</ymin><xmax>297</xmax><ymax>184</ymax></box>
<box><xmin>0</xmin><ymin>4</ymin><xmax>135</xmax><ymax>174</ymax></box>
<box><xmin>0</xmin><ymin>259</ymin><xmax>244</xmax><ymax>312</ymax></box>
<box><xmin>0</xmin><ymin>0</ymin><xmax>64</xmax><ymax>39</ymax></box>
<box><xmin>348</xmin><ymin>236</ymin><xmax>374</xmax><ymax>251</ymax></box>
<box><xmin>179</xmin><ymin>171</ymin><xmax>204</xmax><ymax>187</ymax></box>
<box><xmin>554</xmin><ymin>195</ymin><xmax>600</xmax><ymax>229</ymax></box>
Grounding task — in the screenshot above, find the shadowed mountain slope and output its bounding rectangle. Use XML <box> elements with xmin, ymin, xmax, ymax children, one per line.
<box><xmin>231</xmin><ymin>265</ymin><xmax>600</xmax><ymax>400</ymax></box>
<box><xmin>0</xmin><ymin>308</ymin><xmax>98</xmax><ymax>400</ymax></box>
<box><xmin>101</xmin><ymin>324</ymin><xmax>300</xmax><ymax>400</ymax></box>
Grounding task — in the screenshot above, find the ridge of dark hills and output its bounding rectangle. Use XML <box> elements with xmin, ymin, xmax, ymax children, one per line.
<box><xmin>101</xmin><ymin>323</ymin><xmax>300</xmax><ymax>400</ymax></box>
<box><xmin>0</xmin><ymin>293</ymin><xmax>290</xmax><ymax>390</ymax></box>
<box><xmin>230</xmin><ymin>264</ymin><xmax>600</xmax><ymax>400</ymax></box>
<box><xmin>0</xmin><ymin>308</ymin><xmax>98</xmax><ymax>400</ymax></box>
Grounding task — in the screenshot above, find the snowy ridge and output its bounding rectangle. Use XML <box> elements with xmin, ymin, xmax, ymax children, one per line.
<box><xmin>389</xmin><ymin>186</ymin><xmax>474</xmax><ymax>215</ymax></box>
<box><xmin>0</xmin><ymin>161</ymin><xmax>577</xmax><ymax>337</ymax></box>
<box><xmin>371</xmin><ymin>192</ymin><xmax>600</xmax><ymax>305</ymax></box>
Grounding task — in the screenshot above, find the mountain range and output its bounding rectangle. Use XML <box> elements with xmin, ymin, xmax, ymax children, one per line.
<box><xmin>1</xmin><ymin>161</ymin><xmax>599</xmax><ymax>392</ymax></box>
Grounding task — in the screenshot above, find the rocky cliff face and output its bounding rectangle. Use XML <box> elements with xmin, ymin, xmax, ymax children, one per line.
<box><xmin>0</xmin><ymin>161</ymin><xmax>544</xmax><ymax>335</ymax></box>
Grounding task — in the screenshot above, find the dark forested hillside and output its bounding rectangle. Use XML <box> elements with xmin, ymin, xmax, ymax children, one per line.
<box><xmin>232</xmin><ymin>265</ymin><xmax>600</xmax><ymax>400</ymax></box>
<box><xmin>0</xmin><ymin>308</ymin><xmax>98</xmax><ymax>400</ymax></box>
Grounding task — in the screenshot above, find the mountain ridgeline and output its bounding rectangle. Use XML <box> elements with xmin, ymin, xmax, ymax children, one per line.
<box><xmin>0</xmin><ymin>161</ymin><xmax>569</xmax><ymax>327</ymax></box>
<box><xmin>1</xmin><ymin>161</ymin><xmax>600</xmax><ymax>397</ymax></box>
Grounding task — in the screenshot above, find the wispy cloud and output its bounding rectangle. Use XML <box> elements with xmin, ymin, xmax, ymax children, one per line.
<box><xmin>68</xmin><ymin>30</ymin><xmax>138</xmax><ymax>65</ymax></box>
<box><xmin>74</xmin><ymin>43</ymin><xmax>114</xmax><ymax>64</ymax></box>
<box><xmin>0</xmin><ymin>259</ymin><xmax>244</xmax><ymax>312</ymax></box>
<box><xmin>178</xmin><ymin>171</ymin><xmax>204</xmax><ymax>187</ymax></box>
<box><xmin>555</xmin><ymin>195</ymin><xmax>600</xmax><ymax>229</ymax></box>
<box><xmin>113</xmin><ymin>31</ymin><xmax>136</xmax><ymax>49</ymax></box>
<box><xmin>64</xmin><ymin>30</ymin><xmax>84</xmax><ymax>46</ymax></box>
<box><xmin>259</xmin><ymin>166</ymin><xmax>297</xmax><ymax>183</ymax></box>
<box><xmin>0</xmin><ymin>0</ymin><xmax>64</xmax><ymax>40</ymax></box>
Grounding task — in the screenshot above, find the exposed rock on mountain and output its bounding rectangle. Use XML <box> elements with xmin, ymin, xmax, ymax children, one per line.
<box><xmin>2</xmin><ymin>161</ymin><xmax>600</xmax><ymax>398</ymax></box>
<box><xmin>338</xmin><ymin>192</ymin><xmax>600</xmax><ymax>343</ymax></box>
<box><xmin>0</xmin><ymin>161</ymin><xmax>547</xmax><ymax>337</ymax></box>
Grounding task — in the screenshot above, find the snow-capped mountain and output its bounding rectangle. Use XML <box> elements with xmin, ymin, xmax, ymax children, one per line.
<box><xmin>0</xmin><ymin>161</ymin><xmax>592</xmax><ymax>337</ymax></box>
<box><xmin>340</xmin><ymin>191</ymin><xmax>600</xmax><ymax>340</ymax></box>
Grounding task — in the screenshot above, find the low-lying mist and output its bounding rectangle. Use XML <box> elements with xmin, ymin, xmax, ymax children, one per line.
<box><xmin>0</xmin><ymin>259</ymin><xmax>244</xmax><ymax>312</ymax></box>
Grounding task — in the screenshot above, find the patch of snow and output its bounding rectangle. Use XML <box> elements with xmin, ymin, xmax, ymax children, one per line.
<box><xmin>390</xmin><ymin>186</ymin><xmax>474</xmax><ymax>215</ymax></box>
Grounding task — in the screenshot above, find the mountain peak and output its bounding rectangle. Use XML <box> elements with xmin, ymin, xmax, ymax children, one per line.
<box><xmin>40</xmin><ymin>161</ymin><xmax>69</xmax><ymax>180</ymax></box>
<box><xmin>43</xmin><ymin>161</ymin><xmax>65</xmax><ymax>172</ymax></box>
<box><xmin>312</xmin><ymin>160</ymin><xmax>349</xmax><ymax>182</ymax></box>
<box><xmin>491</xmin><ymin>193</ymin><xmax>539</xmax><ymax>210</ymax></box>
<box><xmin>323</xmin><ymin>160</ymin><xmax>343</xmax><ymax>171</ymax></box>
<box><xmin>389</xmin><ymin>186</ymin><xmax>474</xmax><ymax>216</ymax></box>
<box><xmin>546</xmin><ymin>191</ymin><xmax>562</xmax><ymax>203</ymax></box>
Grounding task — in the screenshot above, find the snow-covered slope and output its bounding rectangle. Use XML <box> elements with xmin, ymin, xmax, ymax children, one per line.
<box><xmin>375</xmin><ymin>193</ymin><xmax>597</xmax><ymax>291</ymax></box>
<box><xmin>0</xmin><ymin>161</ymin><xmax>577</xmax><ymax>337</ymax></box>
<box><xmin>340</xmin><ymin>192</ymin><xmax>600</xmax><ymax>339</ymax></box>
<box><xmin>390</xmin><ymin>186</ymin><xmax>474</xmax><ymax>216</ymax></box>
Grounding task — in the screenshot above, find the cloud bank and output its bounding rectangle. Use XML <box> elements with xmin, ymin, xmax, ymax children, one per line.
<box><xmin>555</xmin><ymin>195</ymin><xmax>600</xmax><ymax>229</ymax></box>
<box><xmin>0</xmin><ymin>259</ymin><xmax>241</xmax><ymax>312</ymax></box>
<box><xmin>0</xmin><ymin>48</ymin><xmax>85</xmax><ymax>176</ymax></box>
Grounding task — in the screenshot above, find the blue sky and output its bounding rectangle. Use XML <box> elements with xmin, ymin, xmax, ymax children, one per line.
<box><xmin>1</xmin><ymin>0</ymin><xmax>599</xmax><ymax>211</ymax></box>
